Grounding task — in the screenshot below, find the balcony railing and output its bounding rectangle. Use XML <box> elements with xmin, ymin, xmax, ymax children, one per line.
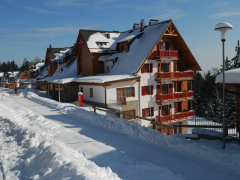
<box><xmin>155</xmin><ymin>71</ymin><xmax>194</xmax><ymax>81</ymax></box>
<box><xmin>156</xmin><ymin>91</ymin><xmax>194</xmax><ymax>103</ymax></box>
<box><xmin>156</xmin><ymin>111</ymin><xmax>194</xmax><ymax>123</ymax></box>
<box><xmin>154</xmin><ymin>50</ymin><xmax>178</xmax><ymax>59</ymax></box>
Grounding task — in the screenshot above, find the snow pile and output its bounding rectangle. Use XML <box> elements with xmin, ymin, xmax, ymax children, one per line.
<box><xmin>0</xmin><ymin>96</ymin><xmax>120</xmax><ymax>180</ymax></box>
<box><xmin>18</xmin><ymin>89</ymin><xmax>240</xmax><ymax>171</ymax></box>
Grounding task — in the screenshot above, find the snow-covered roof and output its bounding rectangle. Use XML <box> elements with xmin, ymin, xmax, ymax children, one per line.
<box><xmin>73</xmin><ymin>74</ymin><xmax>139</xmax><ymax>84</ymax></box>
<box><xmin>53</xmin><ymin>48</ymin><xmax>73</xmax><ymax>62</ymax></box>
<box><xmin>40</xmin><ymin>56</ymin><xmax>77</xmax><ymax>84</ymax></box>
<box><xmin>36</xmin><ymin>66</ymin><xmax>48</xmax><ymax>80</ymax></box>
<box><xmin>9</xmin><ymin>71</ymin><xmax>19</xmax><ymax>78</ymax></box>
<box><xmin>216</xmin><ymin>67</ymin><xmax>240</xmax><ymax>84</ymax></box>
<box><xmin>29</xmin><ymin>62</ymin><xmax>45</xmax><ymax>72</ymax></box>
<box><xmin>108</xmin><ymin>21</ymin><xmax>171</xmax><ymax>75</ymax></box>
<box><xmin>85</xmin><ymin>32</ymin><xmax>120</xmax><ymax>53</ymax></box>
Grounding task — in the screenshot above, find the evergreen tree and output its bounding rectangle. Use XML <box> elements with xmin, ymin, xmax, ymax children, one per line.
<box><xmin>20</xmin><ymin>57</ymin><xmax>29</xmax><ymax>71</ymax></box>
<box><xmin>1</xmin><ymin>62</ymin><xmax>7</xmax><ymax>72</ymax></box>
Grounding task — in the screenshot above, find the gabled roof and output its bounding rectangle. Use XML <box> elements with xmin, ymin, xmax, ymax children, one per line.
<box><xmin>46</xmin><ymin>48</ymin><xmax>66</xmax><ymax>60</ymax></box>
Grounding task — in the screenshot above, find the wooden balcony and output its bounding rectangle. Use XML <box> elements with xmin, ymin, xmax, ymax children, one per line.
<box><xmin>154</xmin><ymin>50</ymin><xmax>178</xmax><ymax>59</ymax></box>
<box><xmin>155</xmin><ymin>71</ymin><xmax>194</xmax><ymax>81</ymax></box>
<box><xmin>156</xmin><ymin>111</ymin><xmax>194</xmax><ymax>123</ymax></box>
<box><xmin>156</xmin><ymin>91</ymin><xmax>194</xmax><ymax>103</ymax></box>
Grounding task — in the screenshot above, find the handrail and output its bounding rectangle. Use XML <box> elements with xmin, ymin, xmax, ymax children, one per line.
<box><xmin>155</xmin><ymin>71</ymin><xmax>194</xmax><ymax>80</ymax></box>
<box><xmin>156</xmin><ymin>91</ymin><xmax>194</xmax><ymax>102</ymax></box>
<box><xmin>154</xmin><ymin>50</ymin><xmax>178</xmax><ymax>58</ymax></box>
<box><xmin>156</xmin><ymin>111</ymin><xmax>194</xmax><ymax>123</ymax></box>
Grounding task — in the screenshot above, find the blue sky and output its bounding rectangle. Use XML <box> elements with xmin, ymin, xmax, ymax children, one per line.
<box><xmin>0</xmin><ymin>0</ymin><xmax>240</xmax><ymax>71</ymax></box>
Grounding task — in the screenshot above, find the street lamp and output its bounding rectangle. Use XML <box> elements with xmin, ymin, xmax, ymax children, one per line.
<box><xmin>51</xmin><ymin>57</ymin><xmax>60</xmax><ymax>102</ymax></box>
<box><xmin>214</xmin><ymin>22</ymin><xmax>233</xmax><ymax>149</ymax></box>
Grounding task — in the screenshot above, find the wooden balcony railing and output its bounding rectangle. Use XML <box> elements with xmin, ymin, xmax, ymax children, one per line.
<box><xmin>154</xmin><ymin>50</ymin><xmax>178</xmax><ymax>59</ymax></box>
<box><xmin>155</xmin><ymin>71</ymin><xmax>193</xmax><ymax>81</ymax></box>
<box><xmin>156</xmin><ymin>111</ymin><xmax>194</xmax><ymax>123</ymax></box>
<box><xmin>156</xmin><ymin>91</ymin><xmax>194</xmax><ymax>102</ymax></box>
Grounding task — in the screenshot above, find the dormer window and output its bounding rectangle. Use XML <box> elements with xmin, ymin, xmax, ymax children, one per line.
<box><xmin>96</xmin><ymin>42</ymin><xmax>109</xmax><ymax>46</ymax></box>
<box><xmin>121</xmin><ymin>45</ymin><xmax>127</xmax><ymax>51</ymax></box>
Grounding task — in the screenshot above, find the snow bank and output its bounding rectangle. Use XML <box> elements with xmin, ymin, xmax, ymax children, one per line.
<box><xmin>0</xmin><ymin>97</ymin><xmax>120</xmax><ymax>180</ymax></box>
<box><xmin>17</xmin><ymin>89</ymin><xmax>240</xmax><ymax>171</ymax></box>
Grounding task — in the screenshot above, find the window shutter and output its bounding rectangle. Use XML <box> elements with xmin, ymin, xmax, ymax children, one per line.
<box><xmin>157</xmin><ymin>85</ymin><xmax>160</xmax><ymax>94</ymax></box>
<box><xmin>142</xmin><ymin>109</ymin><xmax>146</xmax><ymax>118</ymax></box>
<box><xmin>168</xmin><ymin>63</ymin><xmax>171</xmax><ymax>72</ymax></box>
<box><xmin>169</xmin><ymin>104</ymin><xmax>172</xmax><ymax>115</ymax></box>
<box><xmin>141</xmin><ymin>66</ymin><xmax>145</xmax><ymax>73</ymax></box>
<box><xmin>150</xmin><ymin>63</ymin><xmax>153</xmax><ymax>73</ymax></box>
<box><xmin>151</xmin><ymin>107</ymin><xmax>154</xmax><ymax>116</ymax></box>
<box><xmin>169</xmin><ymin>84</ymin><xmax>173</xmax><ymax>94</ymax></box>
<box><xmin>169</xmin><ymin>129</ymin><xmax>173</xmax><ymax>135</ymax></box>
<box><xmin>142</xmin><ymin>86</ymin><xmax>145</xmax><ymax>96</ymax></box>
<box><xmin>151</xmin><ymin>85</ymin><xmax>153</xmax><ymax>94</ymax></box>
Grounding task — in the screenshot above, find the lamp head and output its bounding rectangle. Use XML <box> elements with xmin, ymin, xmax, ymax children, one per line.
<box><xmin>214</xmin><ymin>22</ymin><xmax>233</xmax><ymax>41</ymax></box>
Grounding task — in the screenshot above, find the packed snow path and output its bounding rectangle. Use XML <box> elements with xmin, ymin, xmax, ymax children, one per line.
<box><xmin>1</xmin><ymin>92</ymin><xmax>240</xmax><ymax>179</ymax></box>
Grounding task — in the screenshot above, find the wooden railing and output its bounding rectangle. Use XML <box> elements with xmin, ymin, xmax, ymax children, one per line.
<box><xmin>156</xmin><ymin>91</ymin><xmax>194</xmax><ymax>102</ymax></box>
<box><xmin>154</xmin><ymin>50</ymin><xmax>178</xmax><ymax>59</ymax></box>
<box><xmin>155</xmin><ymin>71</ymin><xmax>194</xmax><ymax>81</ymax></box>
<box><xmin>156</xmin><ymin>111</ymin><xmax>194</xmax><ymax>123</ymax></box>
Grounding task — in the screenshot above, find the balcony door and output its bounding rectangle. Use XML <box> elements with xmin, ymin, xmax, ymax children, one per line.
<box><xmin>117</xmin><ymin>88</ymin><xmax>126</xmax><ymax>105</ymax></box>
<box><xmin>161</xmin><ymin>63</ymin><xmax>170</xmax><ymax>72</ymax></box>
<box><xmin>162</xmin><ymin>84</ymin><xmax>168</xmax><ymax>94</ymax></box>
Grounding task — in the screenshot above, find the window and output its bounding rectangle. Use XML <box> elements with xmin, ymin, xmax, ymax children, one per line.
<box><xmin>117</xmin><ymin>87</ymin><xmax>135</xmax><ymax>105</ymax></box>
<box><xmin>124</xmin><ymin>110</ymin><xmax>135</xmax><ymax>120</ymax></box>
<box><xmin>80</xmin><ymin>87</ymin><xmax>83</xmax><ymax>93</ymax></box>
<box><xmin>142</xmin><ymin>85</ymin><xmax>153</xmax><ymax>96</ymax></box>
<box><xmin>161</xmin><ymin>42</ymin><xmax>170</xmax><ymax>50</ymax></box>
<box><xmin>107</xmin><ymin>66</ymin><xmax>109</xmax><ymax>72</ymax></box>
<box><xmin>162</xmin><ymin>84</ymin><xmax>168</xmax><ymax>94</ymax></box>
<box><xmin>144</xmin><ymin>64</ymin><xmax>150</xmax><ymax>73</ymax></box>
<box><xmin>121</xmin><ymin>44</ymin><xmax>127</xmax><ymax>51</ymax></box>
<box><xmin>141</xmin><ymin>63</ymin><xmax>153</xmax><ymax>73</ymax></box>
<box><xmin>188</xmin><ymin>81</ymin><xmax>191</xmax><ymax>91</ymax></box>
<box><xmin>176</xmin><ymin>102</ymin><xmax>182</xmax><ymax>113</ymax></box>
<box><xmin>162</xmin><ymin>105</ymin><xmax>169</xmax><ymax>116</ymax></box>
<box><xmin>176</xmin><ymin>82</ymin><xmax>181</xmax><ymax>92</ymax></box>
<box><xmin>161</xmin><ymin>63</ymin><xmax>169</xmax><ymax>72</ymax></box>
<box><xmin>96</xmin><ymin>42</ymin><xmax>108</xmax><ymax>46</ymax></box>
<box><xmin>188</xmin><ymin>100</ymin><xmax>192</xmax><ymax>110</ymax></box>
<box><xmin>142</xmin><ymin>107</ymin><xmax>154</xmax><ymax>117</ymax></box>
<box><xmin>90</xmin><ymin>88</ymin><xmax>93</xmax><ymax>97</ymax></box>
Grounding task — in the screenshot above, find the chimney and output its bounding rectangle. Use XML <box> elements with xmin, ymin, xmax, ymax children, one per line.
<box><xmin>106</xmin><ymin>33</ymin><xmax>110</xmax><ymax>39</ymax></box>
<box><xmin>149</xmin><ymin>19</ymin><xmax>159</xmax><ymax>25</ymax></box>
<box><xmin>140</xmin><ymin>19</ymin><xmax>145</xmax><ymax>31</ymax></box>
<box><xmin>133</xmin><ymin>23</ymin><xmax>140</xmax><ymax>29</ymax></box>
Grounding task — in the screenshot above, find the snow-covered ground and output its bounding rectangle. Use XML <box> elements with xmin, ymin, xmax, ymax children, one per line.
<box><xmin>0</xmin><ymin>88</ymin><xmax>240</xmax><ymax>180</ymax></box>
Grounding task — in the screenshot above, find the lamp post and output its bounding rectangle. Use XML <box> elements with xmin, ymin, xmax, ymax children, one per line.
<box><xmin>214</xmin><ymin>22</ymin><xmax>233</xmax><ymax>149</ymax></box>
<box><xmin>51</xmin><ymin>58</ymin><xmax>60</xmax><ymax>102</ymax></box>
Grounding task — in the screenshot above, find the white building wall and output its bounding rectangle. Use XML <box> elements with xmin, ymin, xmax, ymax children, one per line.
<box><xmin>78</xmin><ymin>85</ymin><xmax>105</xmax><ymax>104</ymax></box>
<box><xmin>106</xmin><ymin>80</ymin><xmax>138</xmax><ymax>105</ymax></box>
<box><xmin>137</xmin><ymin>59</ymin><xmax>175</xmax><ymax>127</ymax></box>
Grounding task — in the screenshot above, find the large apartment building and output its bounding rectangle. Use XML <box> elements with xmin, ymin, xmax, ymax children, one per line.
<box><xmin>72</xmin><ymin>19</ymin><xmax>201</xmax><ymax>132</ymax></box>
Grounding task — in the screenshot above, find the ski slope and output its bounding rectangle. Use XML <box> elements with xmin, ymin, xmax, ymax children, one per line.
<box><xmin>0</xmin><ymin>88</ymin><xmax>240</xmax><ymax>180</ymax></box>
